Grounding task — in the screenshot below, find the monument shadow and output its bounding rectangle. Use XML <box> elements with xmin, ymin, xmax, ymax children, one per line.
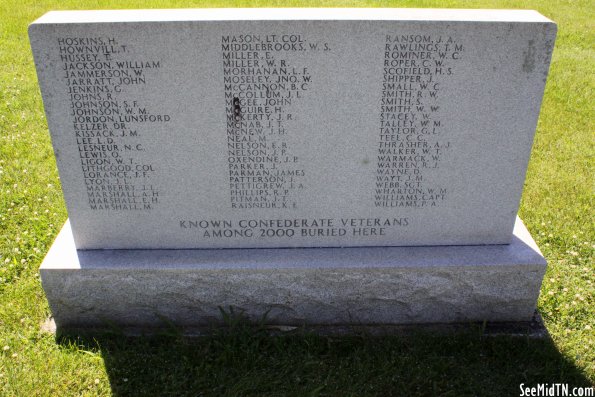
<box><xmin>56</xmin><ymin>321</ymin><xmax>593</xmax><ymax>397</ymax></box>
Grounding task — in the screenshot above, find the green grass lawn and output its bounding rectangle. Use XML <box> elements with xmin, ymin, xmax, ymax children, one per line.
<box><xmin>0</xmin><ymin>0</ymin><xmax>593</xmax><ymax>395</ymax></box>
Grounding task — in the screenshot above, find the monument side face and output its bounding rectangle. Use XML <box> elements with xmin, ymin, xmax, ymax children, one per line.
<box><xmin>29</xmin><ymin>9</ymin><xmax>556</xmax><ymax>249</ymax></box>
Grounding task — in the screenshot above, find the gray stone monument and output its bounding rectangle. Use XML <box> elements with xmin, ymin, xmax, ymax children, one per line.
<box><xmin>30</xmin><ymin>8</ymin><xmax>556</xmax><ymax>330</ymax></box>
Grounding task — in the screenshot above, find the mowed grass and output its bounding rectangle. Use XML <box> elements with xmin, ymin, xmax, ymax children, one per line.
<box><xmin>0</xmin><ymin>0</ymin><xmax>593</xmax><ymax>395</ymax></box>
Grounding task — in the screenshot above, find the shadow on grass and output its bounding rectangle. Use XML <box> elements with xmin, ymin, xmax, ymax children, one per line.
<box><xmin>55</xmin><ymin>316</ymin><xmax>593</xmax><ymax>397</ymax></box>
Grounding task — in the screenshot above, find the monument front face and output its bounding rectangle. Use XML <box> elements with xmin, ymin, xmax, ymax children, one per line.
<box><xmin>30</xmin><ymin>9</ymin><xmax>556</xmax><ymax>249</ymax></box>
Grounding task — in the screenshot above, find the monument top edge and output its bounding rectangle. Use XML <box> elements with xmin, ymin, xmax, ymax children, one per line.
<box><xmin>30</xmin><ymin>8</ymin><xmax>554</xmax><ymax>25</ymax></box>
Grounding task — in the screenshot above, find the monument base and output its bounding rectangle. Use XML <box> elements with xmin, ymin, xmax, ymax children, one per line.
<box><xmin>40</xmin><ymin>218</ymin><xmax>546</xmax><ymax>331</ymax></box>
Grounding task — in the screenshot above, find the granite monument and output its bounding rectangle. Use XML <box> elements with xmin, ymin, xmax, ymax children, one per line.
<box><xmin>30</xmin><ymin>8</ymin><xmax>556</xmax><ymax>330</ymax></box>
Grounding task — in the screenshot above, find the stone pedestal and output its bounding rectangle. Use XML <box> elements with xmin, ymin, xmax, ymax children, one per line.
<box><xmin>41</xmin><ymin>217</ymin><xmax>546</xmax><ymax>331</ymax></box>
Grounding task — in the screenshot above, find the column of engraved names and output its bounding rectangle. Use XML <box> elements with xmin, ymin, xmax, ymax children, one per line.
<box><xmin>58</xmin><ymin>36</ymin><xmax>166</xmax><ymax>211</ymax></box>
<box><xmin>222</xmin><ymin>34</ymin><xmax>312</xmax><ymax>210</ymax></box>
<box><xmin>375</xmin><ymin>34</ymin><xmax>464</xmax><ymax>208</ymax></box>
